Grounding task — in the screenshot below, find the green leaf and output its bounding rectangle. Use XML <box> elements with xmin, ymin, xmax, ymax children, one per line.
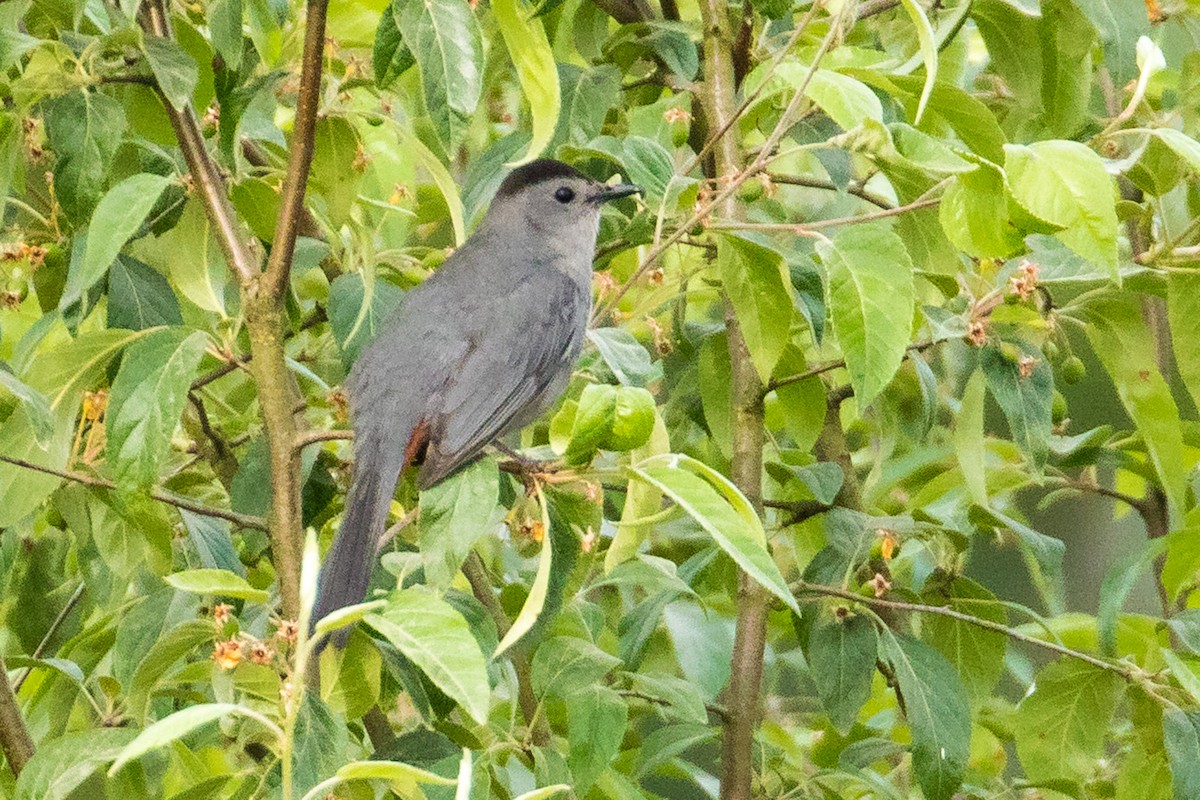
<box><xmin>106</xmin><ymin>328</ymin><xmax>208</xmax><ymax>488</ymax></box>
<box><xmin>1168</xmin><ymin>270</ymin><xmax>1200</xmax><ymax>413</ymax></box>
<box><xmin>568</xmin><ymin>685</ymin><xmax>627</xmax><ymax>794</ymax></box>
<box><xmin>72</xmin><ymin>173</ymin><xmax>171</xmax><ymax>305</ymax></box>
<box><xmin>1005</xmin><ymin>141</ymin><xmax>1118</xmax><ymax>276</ymax></box>
<box><xmin>27</xmin><ymin>328</ymin><xmax>153</xmax><ymax>413</ymax></box>
<box><xmin>336</xmin><ymin>759</ymin><xmax>457</xmax><ymax>786</ymax></box>
<box><xmin>531</xmin><ymin>636</ymin><xmax>622</xmax><ymax>698</ymax></box>
<box><xmin>0</xmin><ymin>1</ymin><xmax>37</xmax><ymax>73</ymax></box>
<box><xmin>620</xmin><ymin>135</ymin><xmax>674</xmax><ymax>200</ymax></box>
<box><xmin>14</xmin><ymin>729</ymin><xmax>137</xmax><ymax>800</ymax></box>
<box><xmin>817</xmin><ymin>224</ymin><xmax>914</xmax><ymax>406</ymax></box>
<box><xmin>418</xmin><ymin>459</ymin><xmax>499</xmax><ymax>589</ymax></box>
<box><xmin>716</xmin><ymin>233</ymin><xmax>793</xmax><ymax>383</ymax></box>
<box><xmin>629</xmin><ymin>454</ymin><xmax>799</xmax><ymax>613</ymax></box>
<box><xmin>328</xmin><ymin>272</ymin><xmax>405</xmax><ymax>369</ymax></box>
<box><xmin>587</xmin><ymin>328</ymin><xmax>661</xmax><ymax>387</ymax></box>
<box><xmin>565</xmin><ymin>383</ymin><xmax>656</xmax><ymax>464</ymax></box>
<box><xmin>954</xmin><ymin>368</ymin><xmax>988</xmax><ymax>507</ymax></box>
<box><xmin>513</xmin><ymin>787</ymin><xmax>571</xmax><ymax>800</ymax></box>
<box><xmin>164</xmin><ymin>568</ymin><xmax>268</xmax><ymax>602</ymax></box>
<box><xmin>808</xmin><ymin>613</ymin><xmax>878</xmax><ymax>735</ymax></box>
<box><xmin>879</xmin><ymin>631</ymin><xmax>971</xmax><ymax>800</ymax></box>
<box><xmin>980</xmin><ymin>342</ymin><xmax>1053</xmax><ymax>472</ymax></box>
<box><xmin>495</xmin><ymin>485</ymin><xmax>554</xmax><ymax>657</ymax></box>
<box><xmin>1015</xmin><ymin>658</ymin><xmax>1125</xmax><ymax>784</ymax></box>
<box><xmin>395</xmin><ymin>0</ymin><xmax>484</xmax><ymax>151</ymax></box>
<box><xmin>492</xmin><ymin>0</ymin><xmax>558</xmax><ymax>165</ymax></box>
<box><xmin>803</xmin><ymin>69</ymin><xmax>884</xmax><ymax>131</ymax></box>
<box><xmin>922</xmin><ymin>578</ymin><xmax>1006</xmax><ymax>703</ymax></box>
<box><xmin>107</xmin><ymin>256</ymin><xmax>183</xmax><ymax>331</ymax></box>
<box><xmin>939</xmin><ymin>160</ymin><xmax>1025</xmax><ymax>258</ymax></box>
<box><xmin>897</xmin><ymin>0</ymin><xmax>937</xmax><ymax>124</ymax></box>
<box><xmin>143</xmin><ymin>35</ymin><xmax>199</xmax><ymax>110</ymax></box>
<box><xmin>364</xmin><ymin>586</ymin><xmax>490</xmax><ymax>723</ymax></box>
<box><xmin>1164</xmin><ymin>709</ymin><xmax>1200</xmax><ymax>800</ymax></box>
<box><xmin>109</xmin><ymin>703</ymin><xmax>279</xmax><ymax>775</ymax></box>
<box><xmin>608</xmin><ymin>410</ymin><xmax>670</xmax><ymax>571</ymax></box>
<box><xmin>209</xmin><ymin>0</ymin><xmax>243</xmax><ymax>69</ymax></box>
<box><xmin>127</xmin><ymin>618</ymin><xmax>217</xmax><ymax>718</ymax></box>
<box><xmin>885</xmin><ymin>76</ymin><xmax>1006</xmax><ymax>164</ymax></box>
<box><xmin>625</xmin><ymin>672</ymin><xmax>707</xmax><ymax>724</ymax></box>
<box><xmin>1079</xmin><ymin>292</ymin><xmax>1189</xmax><ymax>516</ymax></box>
<box><xmin>402</xmin><ymin>126</ymin><xmax>467</xmax><ymax>245</ymax></box>
<box><xmin>969</xmin><ymin>505</ymin><xmax>1065</xmax><ymax>614</ymax></box>
<box><xmin>0</xmin><ymin>368</ymin><xmax>54</xmax><ymax>447</ymax></box>
<box><xmin>1152</xmin><ymin>128</ymin><xmax>1200</xmax><ymax>176</ymax></box>
<box><xmin>373</xmin><ymin>0</ymin><xmax>414</xmax><ymax>88</ymax></box>
<box><xmin>43</xmin><ymin>90</ymin><xmax>127</xmax><ymax>222</ymax></box>
<box><xmin>309</xmin><ymin>116</ymin><xmax>362</xmax><ymax>228</ymax></box>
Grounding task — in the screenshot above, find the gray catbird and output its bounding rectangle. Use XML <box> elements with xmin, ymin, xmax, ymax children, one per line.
<box><xmin>313</xmin><ymin>159</ymin><xmax>640</xmax><ymax>627</ymax></box>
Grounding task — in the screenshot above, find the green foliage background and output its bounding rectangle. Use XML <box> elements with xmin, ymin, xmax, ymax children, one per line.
<box><xmin>2</xmin><ymin>0</ymin><xmax>1200</xmax><ymax>797</ymax></box>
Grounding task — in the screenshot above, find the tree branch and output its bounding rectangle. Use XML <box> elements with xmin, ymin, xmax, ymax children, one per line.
<box><xmin>138</xmin><ymin>0</ymin><xmax>258</xmax><ymax>284</ymax></box>
<box><xmin>0</xmin><ymin>454</ymin><xmax>267</xmax><ymax>530</ymax></box>
<box><xmin>696</xmin><ymin>3</ymin><xmax>772</xmax><ymax>798</ymax></box>
<box><xmin>0</xmin><ymin>656</ymin><xmax>34</xmax><ymax>777</ymax></box>
<box><xmin>295</xmin><ymin>429</ymin><xmax>353</xmax><ymax>452</ymax></box>
<box><xmin>262</xmin><ymin>0</ymin><xmax>332</xmax><ymax>298</ymax></box>
<box><xmin>792</xmin><ymin>580</ymin><xmax>1142</xmax><ymax>682</ymax></box>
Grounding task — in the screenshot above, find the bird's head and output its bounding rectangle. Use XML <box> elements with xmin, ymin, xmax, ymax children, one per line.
<box><xmin>485</xmin><ymin>159</ymin><xmax>641</xmax><ymax>243</ymax></box>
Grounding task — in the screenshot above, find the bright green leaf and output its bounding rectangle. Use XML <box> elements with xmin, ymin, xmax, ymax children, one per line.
<box><xmin>106</xmin><ymin>328</ymin><xmax>208</xmax><ymax>488</ymax></box>
<box><xmin>818</xmin><ymin>223</ymin><xmax>914</xmax><ymax>406</ymax></box>
<box><xmin>492</xmin><ymin>0</ymin><xmax>558</xmax><ymax>165</ymax></box>
<box><xmin>365</xmin><ymin>586</ymin><xmax>490</xmax><ymax>722</ymax></box>
<box><xmin>1005</xmin><ymin>141</ymin><xmax>1118</xmax><ymax>276</ymax></box>
<box><xmin>717</xmin><ymin>233</ymin><xmax>793</xmax><ymax>384</ymax></box>
<box><xmin>1015</xmin><ymin>658</ymin><xmax>1125</xmax><ymax>784</ymax></box>
<box><xmin>164</xmin><ymin>568</ymin><xmax>269</xmax><ymax>602</ymax></box>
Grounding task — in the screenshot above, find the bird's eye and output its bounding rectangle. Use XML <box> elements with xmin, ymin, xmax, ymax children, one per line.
<box><xmin>554</xmin><ymin>186</ymin><xmax>575</xmax><ymax>204</ymax></box>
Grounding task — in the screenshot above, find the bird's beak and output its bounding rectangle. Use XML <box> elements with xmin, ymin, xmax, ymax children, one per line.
<box><xmin>591</xmin><ymin>183</ymin><xmax>642</xmax><ymax>204</ymax></box>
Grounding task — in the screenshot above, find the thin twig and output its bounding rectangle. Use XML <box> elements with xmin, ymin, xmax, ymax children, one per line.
<box><xmin>375</xmin><ymin>507</ymin><xmax>419</xmax><ymax>554</ymax></box>
<box><xmin>13</xmin><ymin>583</ymin><xmax>86</xmax><ymax>694</ymax></box>
<box><xmin>262</xmin><ymin>0</ymin><xmax>332</xmax><ymax>298</ymax></box>
<box><xmin>0</xmin><ymin>454</ymin><xmax>267</xmax><ymax>530</ymax></box>
<box><xmin>707</xmin><ymin>197</ymin><xmax>941</xmax><ymax>234</ymax></box>
<box><xmin>767</xmin><ymin>340</ymin><xmax>936</xmax><ymax>394</ymax></box>
<box><xmin>792</xmin><ymin>580</ymin><xmax>1142</xmax><ymax>681</ymax></box>
<box><xmin>762</xmin><ymin>499</ymin><xmax>832</xmax><ymax>526</ymax></box>
<box><xmin>618</xmin><ymin>688</ymin><xmax>730</xmax><ymax>723</ymax></box>
<box><xmin>0</xmin><ymin>656</ymin><xmax>35</xmax><ymax>777</ymax></box>
<box><xmin>295</xmin><ymin>429</ymin><xmax>354</xmax><ymax>452</ymax></box>
<box><xmin>138</xmin><ymin>0</ymin><xmax>258</xmax><ymax>284</ymax></box>
<box><xmin>767</xmin><ymin>173</ymin><xmax>894</xmax><ymax>210</ymax></box>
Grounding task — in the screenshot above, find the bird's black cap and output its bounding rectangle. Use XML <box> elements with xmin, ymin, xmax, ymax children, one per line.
<box><xmin>495</xmin><ymin>159</ymin><xmax>588</xmax><ymax>199</ymax></box>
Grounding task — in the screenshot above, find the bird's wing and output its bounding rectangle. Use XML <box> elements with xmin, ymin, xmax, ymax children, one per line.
<box><xmin>418</xmin><ymin>271</ymin><xmax>588</xmax><ymax>487</ymax></box>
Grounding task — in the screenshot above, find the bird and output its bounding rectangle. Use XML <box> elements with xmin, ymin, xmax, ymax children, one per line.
<box><xmin>312</xmin><ymin>158</ymin><xmax>640</xmax><ymax>630</ymax></box>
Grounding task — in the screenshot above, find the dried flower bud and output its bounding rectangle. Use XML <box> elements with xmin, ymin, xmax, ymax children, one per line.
<box><xmin>966</xmin><ymin>320</ymin><xmax>988</xmax><ymax>347</ymax></box>
<box><xmin>868</xmin><ymin>572</ymin><xmax>892</xmax><ymax>598</ymax></box>
<box><xmin>275</xmin><ymin>618</ymin><xmax>299</xmax><ymax>644</ymax></box>
<box><xmin>247</xmin><ymin>639</ymin><xmax>275</xmax><ymax>666</ymax></box>
<box><xmin>212</xmin><ymin>639</ymin><xmax>243</xmax><ymax>670</ymax></box>
<box><xmin>1018</xmin><ymin>355</ymin><xmax>1039</xmax><ymax>379</ymax></box>
<box><xmin>212</xmin><ymin>602</ymin><xmax>234</xmax><ymax>626</ymax></box>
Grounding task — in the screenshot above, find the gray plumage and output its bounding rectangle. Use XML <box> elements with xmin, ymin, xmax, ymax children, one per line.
<box><xmin>313</xmin><ymin>159</ymin><xmax>639</xmax><ymax>629</ymax></box>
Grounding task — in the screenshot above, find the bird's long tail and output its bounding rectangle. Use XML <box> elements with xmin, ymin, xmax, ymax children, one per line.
<box><xmin>312</xmin><ymin>424</ymin><xmax>410</xmax><ymax>634</ymax></box>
